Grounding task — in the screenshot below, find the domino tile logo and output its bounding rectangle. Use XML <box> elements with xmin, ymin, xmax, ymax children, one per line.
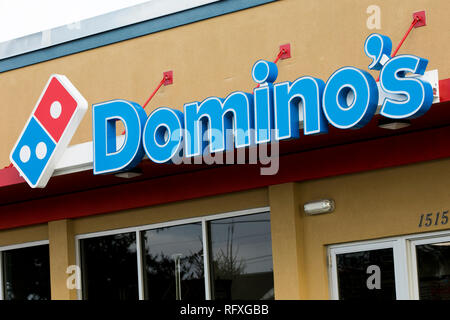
<box><xmin>10</xmin><ymin>75</ymin><xmax>88</xmax><ymax>188</ymax></box>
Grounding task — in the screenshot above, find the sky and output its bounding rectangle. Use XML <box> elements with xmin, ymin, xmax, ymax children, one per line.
<box><xmin>0</xmin><ymin>0</ymin><xmax>150</xmax><ymax>42</ymax></box>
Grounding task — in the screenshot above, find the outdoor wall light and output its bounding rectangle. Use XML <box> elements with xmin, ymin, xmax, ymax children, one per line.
<box><xmin>304</xmin><ymin>199</ymin><xmax>335</xmax><ymax>215</ymax></box>
<box><xmin>377</xmin><ymin>118</ymin><xmax>411</xmax><ymax>130</ymax></box>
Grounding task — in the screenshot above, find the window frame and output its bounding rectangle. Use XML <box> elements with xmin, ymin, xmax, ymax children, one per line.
<box><xmin>0</xmin><ymin>240</ymin><xmax>50</xmax><ymax>301</ymax></box>
<box><xmin>328</xmin><ymin>229</ymin><xmax>450</xmax><ymax>300</ymax></box>
<box><xmin>75</xmin><ymin>206</ymin><xmax>271</xmax><ymax>300</ymax></box>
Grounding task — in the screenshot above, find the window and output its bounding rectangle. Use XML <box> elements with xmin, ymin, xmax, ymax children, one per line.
<box><xmin>329</xmin><ymin>230</ymin><xmax>450</xmax><ymax>300</ymax></box>
<box><xmin>209</xmin><ymin>213</ymin><xmax>274</xmax><ymax>300</ymax></box>
<box><xmin>142</xmin><ymin>223</ymin><xmax>204</xmax><ymax>300</ymax></box>
<box><xmin>77</xmin><ymin>207</ymin><xmax>274</xmax><ymax>300</ymax></box>
<box><xmin>0</xmin><ymin>241</ymin><xmax>50</xmax><ymax>300</ymax></box>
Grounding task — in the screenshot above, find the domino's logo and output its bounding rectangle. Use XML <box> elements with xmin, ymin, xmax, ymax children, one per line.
<box><xmin>364</xmin><ymin>33</ymin><xmax>433</xmax><ymax>119</ymax></box>
<box><xmin>10</xmin><ymin>75</ymin><xmax>88</xmax><ymax>188</ymax></box>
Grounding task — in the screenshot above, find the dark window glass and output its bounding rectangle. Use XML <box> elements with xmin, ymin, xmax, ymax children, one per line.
<box><xmin>209</xmin><ymin>212</ymin><xmax>274</xmax><ymax>300</ymax></box>
<box><xmin>416</xmin><ymin>242</ymin><xmax>450</xmax><ymax>300</ymax></box>
<box><xmin>336</xmin><ymin>248</ymin><xmax>396</xmax><ymax>300</ymax></box>
<box><xmin>80</xmin><ymin>232</ymin><xmax>138</xmax><ymax>300</ymax></box>
<box><xmin>2</xmin><ymin>244</ymin><xmax>50</xmax><ymax>300</ymax></box>
<box><xmin>142</xmin><ymin>223</ymin><xmax>204</xmax><ymax>300</ymax></box>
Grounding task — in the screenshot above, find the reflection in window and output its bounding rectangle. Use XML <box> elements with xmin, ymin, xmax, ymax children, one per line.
<box><xmin>80</xmin><ymin>232</ymin><xmax>138</xmax><ymax>300</ymax></box>
<box><xmin>416</xmin><ymin>242</ymin><xmax>450</xmax><ymax>300</ymax></box>
<box><xmin>208</xmin><ymin>212</ymin><xmax>274</xmax><ymax>300</ymax></box>
<box><xmin>336</xmin><ymin>248</ymin><xmax>396</xmax><ymax>300</ymax></box>
<box><xmin>142</xmin><ymin>223</ymin><xmax>204</xmax><ymax>300</ymax></box>
<box><xmin>2</xmin><ymin>244</ymin><xmax>50</xmax><ymax>300</ymax></box>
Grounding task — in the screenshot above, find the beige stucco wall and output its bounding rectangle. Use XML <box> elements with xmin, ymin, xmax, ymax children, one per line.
<box><xmin>1</xmin><ymin>0</ymin><xmax>449</xmax><ymax>167</ymax></box>
<box><xmin>0</xmin><ymin>224</ymin><xmax>48</xmax><ymax>247</ymax></box>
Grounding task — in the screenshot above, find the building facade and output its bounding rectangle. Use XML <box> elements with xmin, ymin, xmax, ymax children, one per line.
<box><xmin>0</xmin><ymin>0</ymin><xmax>449</xmax><ymax>300</ymax></box>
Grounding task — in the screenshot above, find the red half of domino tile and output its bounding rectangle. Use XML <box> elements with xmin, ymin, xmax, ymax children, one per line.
<box><xmin>34</xmin><ymin>76</ymin><xmax>78</xmax><ymax>142</ymax></box>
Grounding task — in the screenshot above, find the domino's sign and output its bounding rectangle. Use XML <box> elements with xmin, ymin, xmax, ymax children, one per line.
<box><xmin>10</xmin><ymin>33</ymin><xmax>434</xmax><ymax>188</ymax></box>
<box><xmin>10</xmin><ymin>75</ymin><xmax>87</xmax><ymax>188</ymax></box>
<box><xmin>92</xmin><ymin>33</ymin><xmax>433</xmax><ymax>176</ymax></box>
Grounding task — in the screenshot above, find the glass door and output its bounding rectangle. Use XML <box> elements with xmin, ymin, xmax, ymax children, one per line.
<box><xmin>329</xmin><ymin>240</ymin><xmax>410</xmax><ymax>300</ymax></box>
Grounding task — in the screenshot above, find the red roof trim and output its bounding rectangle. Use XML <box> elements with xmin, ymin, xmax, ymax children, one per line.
<box><xmin>1</xmin><ymin>122</ymin><xmax>450</xmax><ymax>230</ymax></box>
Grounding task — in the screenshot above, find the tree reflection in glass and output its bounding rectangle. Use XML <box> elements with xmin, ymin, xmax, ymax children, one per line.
<box><xmin>208</xmin><ymin>212</ymin><xmax>274</xmax><ymax>300</ymax></box>
<box><xmin>142</xmin><ymin>223</ymin><xmax>205</xmax><ymax>300</ymax></box>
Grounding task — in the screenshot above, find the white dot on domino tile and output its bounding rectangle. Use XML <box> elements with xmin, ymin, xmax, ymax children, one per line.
<box><xmin>19</xmin><ymin>145</ymin><xmax>31</xmax><ymax>163</ymax></box>
<box><xmin>50</xmin><ymin>101</ymin><xmax>62</xmax><ymax>119</ymax></box>
<box><xmin>36</xmin><ymin>142</ymin><xmax>47</xmax><ymax>160</ymax></box>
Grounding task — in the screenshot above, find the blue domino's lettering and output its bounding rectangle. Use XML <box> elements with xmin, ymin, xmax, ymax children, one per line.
<box><xmin>89</xmin><ymin>34</ymin><xmax>435</xmax><ymax>175</ymax></box>
<box><xmin>379</xmin><ymin>55</ymin><xmax>433</xmax><ymax>119</ymax></box>
<box><xmin>322</xmin><ymin>67</ymin><xmax>378</xmax><ymax>129</ymax></box>
<box><xmin>253</xmin><ymin>60</ymin><xmax>277</xmax><ymax>143</ymax></box>
<box><xmin>11</xmin><ymin>117</ymin><xmax>56</xmax><ymax>186</ymax></box>
<box><xmin>254</xmin><ymin>84</ymin><xmax>274</xmax><ymax>143</ymax></box>
<box><xmin>93</xmin><ymin>99</ymin><xmax>147</xmax><ymax>174</ymax></box>
<box><xmin>274</xmin><ymin>77</ymin><xmax>327</xmax><ymax>140</ymax></box>
<box><xmin>143</xmin><ymin>107</ymin><xmax>184</xmax><ymax>163</ymax></box>
<box><xmin>184</xmin><ymin>92</ymin><xmax>254</xmax><ymax>156</ymax></box>
<box><xmin>252</xmin><ymin>60</ymin><xmax>278</xmax><ymax>84</ymax></box>
<box><xmin>364</xmin><ymin>33</ymin><xmax>392</xmax><ymax>70</ymax></box>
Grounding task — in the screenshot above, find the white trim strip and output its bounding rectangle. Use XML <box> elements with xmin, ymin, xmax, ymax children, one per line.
<box><xmin>0</xmin><ymin>240</ymin><xmax>49</xmax><ymax>301</ymax></box>
<box><xmin>136</xmin><ymin>230</ymin><xmax>145</xmax><ymax>300</ymax></box>
<box><xmin>393</xmin><ymin>239</ymin><xmax>410</xmax><ymax>300</ymax></box>
<box><xmin>75</xmin><ymin>236</ymin><xmax>83</xmax><ymax>300</ymax></box>
<box><xmin>0</xmin><ymin>240</ymin><xmax>49</xmax><ymax>252</ymax></box>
